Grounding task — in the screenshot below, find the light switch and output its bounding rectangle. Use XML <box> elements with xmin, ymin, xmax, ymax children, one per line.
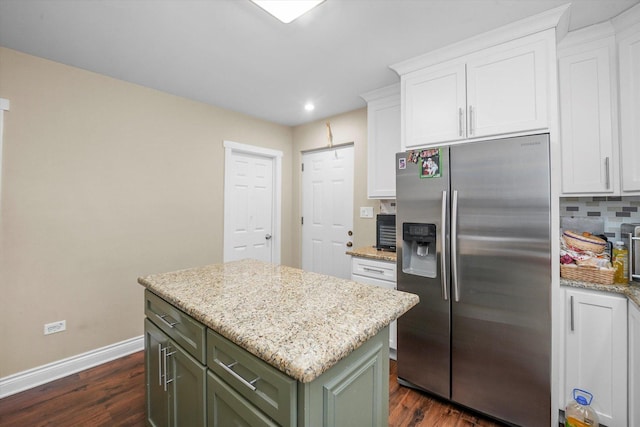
<box><xmin>360</xmin><ymin>207</ymin><xmax>374</xmax><ymax>218</ymax></box>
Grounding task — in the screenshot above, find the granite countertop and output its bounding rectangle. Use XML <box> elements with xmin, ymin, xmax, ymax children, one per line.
<box><xmin>138</xmin><ymin>259</ymin><xmax>418</xmax><ymax>383</ymax></box>
<box><xmin>561</xmin><ymin>278</ymin><xmax>640</xmax><ymax>308</ymax></box>
<box><xmin>346</xmin><ymin>246</ymin><xmax>397</xmax><ymax>262</ymax></box>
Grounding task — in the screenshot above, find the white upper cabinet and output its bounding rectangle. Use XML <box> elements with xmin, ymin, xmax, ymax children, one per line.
<box><xmin>558</xmin><ymin>24</ymin><xmax>619</xmax><ymax>195</ymax></box>
<box><xmin>361</xmin><ymin>84</ymin><xmax>401</xmax><ymax>199</ymax></box>
<box><xmin>391</xmin><ymin>6</ymin><xmax>566</xmax><ymax>151</ymax></box>
<box><xmin>614</xmin><ymin>5</ymin><xmax>640</xmax><ymax>194</ymax></box>
<box><xmin>403</xmin><ymin>63</ymin><xmax>466</xmax><ymax>146</ymax></box>
<box><xmin>400</xmin><ymin>33</ymin><xmax>550</xmax><ymax>149</ymax></box>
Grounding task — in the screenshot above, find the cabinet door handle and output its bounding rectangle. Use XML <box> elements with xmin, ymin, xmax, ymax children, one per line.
<box><xmin>215</xmin><ymin>358</ymin><xmax>259</xmax><ymax>391</ymax></box>
<box><xmin>156</xmin><ymin>313</ymin><xmax>179</xmax><ymax>329</ymax></box>
<box><xmin>570</xmin><ymin>295</ymin><xmax>574</xmax><ymax>332</ymax></box>
<box><xmin>468</xmin><ymin>106</ymin><xmax>474</xmax><ymax>135</ymax></box>
<box><xmin>605</xmin><ymin>157</ymin><xmax>610</xmax><ymax>189</ymax></box>
<box><xmin>458</xmin><ymin>108</ymin><xmax>464</xmax><ymax>137</ymax></box>
<box><xmin>363</xmin><ymin>267</ymin><xmax>384</xmax><ymax>274</ymax></box>
<box><xmin>158</xmin><ymin>344</ymin><xmax>164</xmax><ymax>386</ymax></box>
<box><xmin>161</xmin><ymin>346</ymin><xmax>168</xmax><ymax>391</ymax></box>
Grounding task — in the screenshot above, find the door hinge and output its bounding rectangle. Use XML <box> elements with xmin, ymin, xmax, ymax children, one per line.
<box><xmin>301</xmin><ymin>163</ymin><xmax>304</xmax><ymax>172</ymax></box>
<box><xmin>301</xmin><ymin>217</ymin><xmax>304</xmax><ymax>225</ymax></box>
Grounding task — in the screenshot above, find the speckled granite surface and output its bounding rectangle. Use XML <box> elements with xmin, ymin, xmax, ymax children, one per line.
<box><xmin>138</xmin><ymin>259</ymin><xmax>418</xmax><ymax>383</ymax></box>
<box><xmin>346</xmin><ymin>246</ymin><xmax>397</xmax><ymax>262</ymax></box>
<box><xmin>561</xmin><ymin>278</ymin><xmax>640</xmax><ymax>308</ymax></box>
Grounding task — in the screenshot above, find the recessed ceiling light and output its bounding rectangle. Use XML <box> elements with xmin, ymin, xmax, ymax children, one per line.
<box><xmin>304</xmin><ymin>103</ymin><xmax>315</xmax><ymax>111</ymax></box>
<box><xmin>250</xmin><ymin>0</ymin><xmax>325</xmax><ymax>24</ymax></box>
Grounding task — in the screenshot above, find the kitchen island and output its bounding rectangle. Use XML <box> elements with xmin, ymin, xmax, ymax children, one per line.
<box><xmin>138</xmin><ymin>259</ymin><xmax>418</xmax><ymax>426</ymax></box>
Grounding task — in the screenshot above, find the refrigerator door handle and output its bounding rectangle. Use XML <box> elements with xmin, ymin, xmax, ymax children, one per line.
<box><xmin>452</xmin><ymin>190</ymin><xmax>460</xmax><ymax>302</ymax></box>
<box><xmin>441</xmin><ymin>190</ymin><xmax>449</xmax><ymax>301</ymax></box>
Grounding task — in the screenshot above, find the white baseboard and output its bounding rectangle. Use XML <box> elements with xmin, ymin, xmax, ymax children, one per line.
<box><xmin>0</xmin><ymin>335</ymin><xmax>144</xmax><ymax>399</ymax></box>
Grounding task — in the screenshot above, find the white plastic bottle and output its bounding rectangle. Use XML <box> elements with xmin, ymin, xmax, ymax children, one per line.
<box><xmin>565</xmin><ymin>388</ymin><xmax>599</xmax><ymax>427</ymax></box>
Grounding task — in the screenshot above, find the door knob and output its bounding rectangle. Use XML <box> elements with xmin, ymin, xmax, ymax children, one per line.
<box><xmin>346</xmin><ymin>242</ymin><xmax>353</xmax><ymax>247</ymax></box>
<box><xmin>348</xmin><ymin>230</ymin><xmax>353</xmax><ymax>236</ymax></box>
<box><xmin>265</xmin><ymin>234</ymin><xmax>272</xmax><ymax>240</ymax></box>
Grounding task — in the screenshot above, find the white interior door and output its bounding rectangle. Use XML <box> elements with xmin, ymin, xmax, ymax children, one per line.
<box><xmin>224</xmin><ymin>141</ymin><xmax>282</xmax><ymax>264</ymax></box>
<box><xmin>301</xmin><ymin>145</ymin><xmax>354</xmax><ymax>279</ymax></box>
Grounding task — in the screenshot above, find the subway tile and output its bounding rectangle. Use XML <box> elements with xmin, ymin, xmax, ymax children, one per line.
<box><xmin>587</xmin><ymin>212</ymin><xmax>601</xmax><ymax>216</ymax></box>
<box><xmin>607</xmin><ymin>196</ymin><xmax>622</xmax><ymax>201</ymax></box>
<box><xmin>623</xmin><ymin>206</ymin><xmax>638</xmax><ymax>212</ymax></box>
<box><xmin>566</xmin><ymin>206</ymin><xmax>579</xmax><ymax>211</ymax></box>
<box><xmin>593</xmin><ymin>197</ymin><xmax>607</xmax><ymax>201</ymax></box>
<box><xmin>616</xmin><ymin>212</ymin><xmax>631</xmax><ymax>217</ymax></box>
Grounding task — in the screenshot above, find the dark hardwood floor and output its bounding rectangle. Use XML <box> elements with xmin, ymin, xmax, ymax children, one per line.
<box><xmin>0</xmin><ymin>351</ymin><xmax>505</xmax><ymax>426</ymax></box>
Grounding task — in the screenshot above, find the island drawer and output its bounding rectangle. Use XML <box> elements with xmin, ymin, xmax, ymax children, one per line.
<box><xmin>207</xmin><ymin>330</ymin><xmax>296</xmax><ymax>427</ymax></box>
<box><xmin>145</xmin><ymin>290</ymin><xmax>206</xmax><ymax>364</ymax></box>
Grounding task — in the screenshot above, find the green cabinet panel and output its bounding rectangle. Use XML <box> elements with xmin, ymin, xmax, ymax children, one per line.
<box><xmin>297</xmin><ymin>327</ymin><xmax>389</xmax><ymax>427</ymax></box>
<box><xmin>145</xmin><ymin>318</ymin><xmax>207</xmax><ymax>427</ymax></box>
<box><xmin>207</xmin><ymin>371</ymin><xmax>278</xmax><ymax>427</ymax></box>
<box><xmin>145</xmin><ymin>290</ymin><xmax>207</xmax><ymax>364</ymax></box>
<box><xmin>145</xmin><ymin>319</ymin><xmax>170</xmax><ymax>427</ymax></box>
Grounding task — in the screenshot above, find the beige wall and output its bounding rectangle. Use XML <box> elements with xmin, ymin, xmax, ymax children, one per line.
<box><xmin>0</xmin><ymin>47</ymin><xmax>294</xmax><ymax>376</ymax></box>
<box><xmin>291</xmin><ymin>108</ymin><xmax>376</xmax><ymax>268</ymax></box>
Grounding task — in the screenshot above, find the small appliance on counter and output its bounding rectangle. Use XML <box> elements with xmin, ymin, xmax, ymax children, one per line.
<box><xmin>621</xmin><ymin>223</ymin><xmax>640</xmax><ymax>282</ymax></box>
<box><xmin>376</xmin><ymin>214</ymin><xmax>396</xmax><ymax>252</ymax></box>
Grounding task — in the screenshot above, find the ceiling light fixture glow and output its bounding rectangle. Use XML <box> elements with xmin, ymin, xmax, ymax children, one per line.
<box><xmin>304</xmin><ymin>102</ymin><xmax>315</xmax><ymax>111</ymax></box>
<box><xmin>250</xmin><ymin>0</ymin><xmax>325</xmax><ymax>24</ymax></box>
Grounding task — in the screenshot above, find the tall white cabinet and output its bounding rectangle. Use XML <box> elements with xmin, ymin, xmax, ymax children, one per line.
<box><xmin>563</xmin><ymin>288</ymin><xmax>627</xmax><ymax>427</ymax></box>
<box><xmin>361</xmin><ymin>84</ymin><xmax>401</xmax><ymax>199</ymax></box>
<box><xmin>614</xmin><ymin>7</ymin><xmax>640</xmax><ymax>194</ymax></box>
<box><xmin>558</xmin><ymin>24</ymin><xmax>619</xmax><ymax>195</ymax></box>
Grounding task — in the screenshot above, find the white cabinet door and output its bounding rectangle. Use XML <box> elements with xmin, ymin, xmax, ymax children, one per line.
<box><xmin>618</xmin><ymin>28</ymin><xmax>640</xmax><ymax>194</ymax></box>
<box><xmin>403</xmin><ymin>63</ymin><xmax>466</xmax><ymax>148</ymax></box>
<box><xmin>366</xmin><ymin>92</ymin><xmax>400</xmax><ymax>199</ymax></box>
<box><xmin>466</xmin><ymin>36</ymin><xmax>549</xmax><ymax>138</ymax></box>
<box><xmin>559</xmin><ymin>42</ymin><xmax>617</xmax><ymax>194</ymax></box>
<box><xmin>629</xmin><ymin>301</ymin><xmax>640</xmax><ymax>427</ymax></box>
<box><xmin>564</xmin><ymin>288</ymin><xmax>627</xmax><ymax>427</ymax></box>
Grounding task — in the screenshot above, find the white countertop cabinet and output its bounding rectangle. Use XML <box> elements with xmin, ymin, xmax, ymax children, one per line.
<box><xmin>563</xmin><ymin>287</ymin><xmax>627</xmax><ymax>427</ymax></box>
<box><xmin>361</xmin><ymin>84</ymin><xmax>401</xmax><ymax>199</ymax></box>
<box><xmin>629</xmin><ymin>301</ymin><xmax>640</xmax><ymax>427</ymax></box>
<box><xmin>558</xmin><ymin>25</ymin><xmax>619</xmax><ymax>195</ymax></box>
<box><xmin>351</xmin><ymin>256</ymin><xmax>398</xmax><ymax>357</ymax></box>
<box><xmin>398</xmin><ymin>31</ymin><xmax>551</xmax><ymax>149</ymax></box>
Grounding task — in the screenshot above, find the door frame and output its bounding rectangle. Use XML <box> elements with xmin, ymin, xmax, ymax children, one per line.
<box><xmin>223</xmin><ymin>140</ymin><xmax>283</xmax><ymax>264</ymax></box>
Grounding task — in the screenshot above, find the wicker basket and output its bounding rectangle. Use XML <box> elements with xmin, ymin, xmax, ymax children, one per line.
<box><xmin>562</xmin><ymin>230</ymin><xmax>607</xmax><ymax>254</ymax></box>
<box><xmin>560</xmin><ymin>264</ymin><xmax>615</xmax><ymax>285</ymax></box>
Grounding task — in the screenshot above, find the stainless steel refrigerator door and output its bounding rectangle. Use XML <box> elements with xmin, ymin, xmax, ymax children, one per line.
<box><xmin>450</xmin><ymin>135</ymin><xmax>551</xmax><ymax>426</ymax></box>
<box><xmin>395</xmin><ymin>149</ymin><xmax>451</xmax><ymax>399</ymax></box>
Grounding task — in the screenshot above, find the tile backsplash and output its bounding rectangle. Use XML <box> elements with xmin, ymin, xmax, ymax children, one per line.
<box><xmin>560</xmin><ymin>196</ymin><xmax>640</xmax><ymax>241</ymax></box>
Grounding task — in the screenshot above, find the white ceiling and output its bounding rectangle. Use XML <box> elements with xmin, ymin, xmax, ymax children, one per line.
<box><xmin>0</xmin><ymin>0</ymin><xmax>638</xmax><ymax>126</ymax></box>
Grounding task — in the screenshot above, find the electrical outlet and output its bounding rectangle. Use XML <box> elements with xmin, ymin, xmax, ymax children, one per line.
<box><xmin>44</xmin><ymin>320</ymin><xmax>66</xmax><ymax>335</ymax></box>
<box><xmin>359</xmin><ymin>207</ymin><xmax>374</xmax><ymax>218</ymax></box>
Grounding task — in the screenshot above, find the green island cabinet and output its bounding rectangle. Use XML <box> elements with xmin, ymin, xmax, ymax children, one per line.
<box><xmin>144</xmin><ymin>289</ymin><xmax>390</xmax><ymax>427</ymax></box>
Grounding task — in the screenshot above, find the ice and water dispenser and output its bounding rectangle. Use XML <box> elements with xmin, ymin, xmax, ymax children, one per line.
<box><xmin>402</xmin><ymin>223</ymin><xmax>437</xmax><ymax>278</ymax></box>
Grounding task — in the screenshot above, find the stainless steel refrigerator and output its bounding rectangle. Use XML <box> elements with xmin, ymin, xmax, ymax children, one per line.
<box><xmin>395</xmin><ymin>134</ymin><xmax>551</xmax><ymax>426</ymax></box>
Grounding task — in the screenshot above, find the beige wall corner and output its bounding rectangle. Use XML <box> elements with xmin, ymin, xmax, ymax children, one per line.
<box><xmin>0</xmin><ymin>47</ymin><xmax>293</xmax><ymax>377</ymax></box>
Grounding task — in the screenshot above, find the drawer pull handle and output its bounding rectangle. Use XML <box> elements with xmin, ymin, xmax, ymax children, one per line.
<box><xmin>156</xmin><ymin>313</ymin><xmax>179</xmax><ymax>328</ymax></box>
<box><xmin>363</xmin><ymin>267</ymin><xmax>385</xmax><ymax>274</ymax></box>
<box><xmin>215</xmin><ymin>358</ymin><xmax>258</xmax><ymax>391</ymax></box>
